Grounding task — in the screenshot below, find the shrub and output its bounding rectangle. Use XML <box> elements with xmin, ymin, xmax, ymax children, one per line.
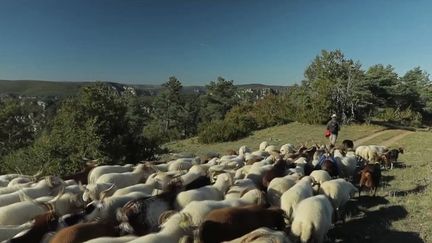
<box><xmin>373</xmin><ymin>107</ymin><xmax>423</xmax><ymax>127</ymax></box>
<box><xmin>197</xmin><ymin>119</ymin><xmax>252</xmax><ymax>144</ymax></box>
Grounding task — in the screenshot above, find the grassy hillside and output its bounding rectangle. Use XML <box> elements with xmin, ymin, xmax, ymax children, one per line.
<box><xmin>166</xmin><ymin>123</ymin><xmax>431</xmax><ymax>242</ymax></box>
<box><xmin>0</xmin><ymin>80</ymin><xmax>89</xmax><ymax>97</ymax></box>
<box><xmin>164</xmin><ymin>122</ymin><xmax>386</xmax><ymax>156</ymax></box>
<box><xmin>370</xmin><ymin>131</ymin><xmax>432</xmax><ymax>242</ymax></box>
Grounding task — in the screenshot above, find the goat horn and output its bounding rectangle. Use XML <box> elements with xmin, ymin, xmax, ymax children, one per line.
<box><xmin>49</xmin><ymin>183</ymin><xmax>65</xmax><ymax>204</ymax></box>
<box><xmin>100</xmin><ymin>184</ymin><xmax>116</xmax><ymax>201</ymax></box>
<box><xmin>45</xmin><ymin>176</ymin><xmax>54</xmax><ymax>188</ymax></box>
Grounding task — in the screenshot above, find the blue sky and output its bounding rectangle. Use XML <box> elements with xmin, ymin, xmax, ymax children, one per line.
<box><xmin>0</xmin><ymin>0</ymin><xmax>431</xmax><ymax>85</ymax></box>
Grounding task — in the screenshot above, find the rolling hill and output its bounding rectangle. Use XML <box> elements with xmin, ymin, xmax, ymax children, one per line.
<box><xmin>0</xmin><ymin>80</ymin><xmax>290</xmax><ymax>97</ymax></box>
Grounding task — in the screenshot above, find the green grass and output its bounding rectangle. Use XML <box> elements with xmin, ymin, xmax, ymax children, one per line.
<box><xmin>358</xmin><ymin>129</ymin><xmax>405</xmax><ymax>146</ymax></box>
<box><xmin>164</xmin><ymin>122</ymin><xmax>385</xmax><ymax>156</ymax></box>
<box><xmin>379</xmin><ymin>132</ymin><xmax>432</xmax><ymax>241</ymax></box>
<box><xmin>330</xmin><ymin>131</ymin><xmax>432</xmax><ymax>242</ymax></box>
<box><xmin>166</xmin><ymin>123</ymin><xmax>432</xmax><ymax>242</ymax></box>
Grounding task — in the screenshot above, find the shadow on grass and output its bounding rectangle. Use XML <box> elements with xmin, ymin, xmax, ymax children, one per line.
<box><xmin>392</xmin><ymin>161</ymin><xmax>411</xmax><ymax>169</ymax></box>
<box><xmin>329</xmin><ymin>205</ymin><xmax>412</xmax><ymax>242</ymax></box>
<box><xmin>387</xmin><ymin>183</ymin><xmax>429</xmax><ymax>197</ymax></box>
<box><xmin>381</xmin><ymin>175</ymin><xmax>395</xmax><ymax>187</ymax></box>
<box><xmin>368</xmin><ymin>121</ymin><xmax>417</xmax><ymax>131</ymax></box>
<box><xmin>377</xmin><ymin>231</ymin><xmax>424</xmax><ymax>243</ymax></box>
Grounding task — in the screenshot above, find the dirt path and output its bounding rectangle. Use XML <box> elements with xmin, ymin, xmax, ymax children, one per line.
<box><xmin>380</xmin><ymin>130</ymin><xmax>414</xmax><ymax>147</ymax></box>
<box><xmin>354</xmin><ymin>129</ymin><xmax>414</xmax><ymax>147</ymax></box>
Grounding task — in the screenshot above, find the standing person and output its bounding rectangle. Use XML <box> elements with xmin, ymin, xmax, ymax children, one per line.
<box><xmin>327</xmin><ymin>114</ymin><xmax>340</xmax><ymax>146</ymax></box>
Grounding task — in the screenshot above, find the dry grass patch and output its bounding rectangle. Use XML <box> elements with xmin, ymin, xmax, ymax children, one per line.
<box><xmin>164</xmin><ymin>122</ymin><xmax>384</xmax><ymax>157</ymax></box>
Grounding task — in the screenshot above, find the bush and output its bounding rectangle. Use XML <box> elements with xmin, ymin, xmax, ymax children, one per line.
<box><xmin>374</xmin><ymin>107</ymin><xmax>423</xmax><ymax>127</ymax></box>
<box><xmin>197</xmin><ymin>119</ymin><xmax>252</xmax><ymax>144</ymax></box>
<box><xmin>251</xmin><ymin>95</ymin><xmax>292</xmax><ymax>128</ymax></box>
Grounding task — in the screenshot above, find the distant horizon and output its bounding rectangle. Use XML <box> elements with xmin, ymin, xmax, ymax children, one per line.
<box><xmin>1</xmin><ymin>0</ymin><xmax>431</xmax><ymax>85</ymax></box>
<box><xmin>0</xmin><ymin>78</ymin><xmax>292</xmax><ymax>87</ymax></box>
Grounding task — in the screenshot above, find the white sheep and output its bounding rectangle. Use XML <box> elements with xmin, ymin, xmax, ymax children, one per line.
<box><xmin>84</xmin><ymin>191</ymin><xmax>148</xmax><ymax>222</ymax></box>
<box><xmin>112</xmin><ymin>183</ymin><xmax>154</xmax><ymax>197</ymax></box>
<box><xmin>280</xmin><ymin>176</ymin><xmax>314</xmax><ymax>221</ymax></box>
<box><xmin>355</xmin><ymin>145</ymin><xmax>387</xmax><ymax>163</ymax></box>
<box><xmin>83</xmin><ymin>235</ymin><xmax>138</xmax><ymax>243</ymax></box>
<box><xmin>145</xmin><ymin>162</ymin><xmax>169</xmax><ymax>172</ymax></box>
<box><xmin>238</xmin><ymin>145</ymin><xmax>251</xmax><ymax>156</ymax></box>
<box><xmin>127</xmin><ymin>212</ymin><xmax>194</xmax><ymax>243</ymax></box>
<box><xmin>339</xmin><ymin>151</ymin><xmax>358</xmax><ymax>179</ymax></box>
<box><xmin>181</xmin><ymin>188</ymin><xmax>266</xmax><ymax>227</ymax></box>
<box><xmin>0</xmin><ymin>221</ymin><xmax>34</xmax><ymax>241</ymax></box>
<box><xmin>309</xmin><ymin>170</ymin><xmax>332</xmax><ymax>193</ymax></box>
<box><xmin>118</xmin><ymin>171</ymin><xmax>180</xmax><ymax>197</ymax></box>
<box><xmin>267</xmin><ymin>174</ymin><xmax>298</xmax><ymax>207</ymax></box>
<box><xmin>250</xmin><ymin>157</ymin><xmax>273</xmax><ymax>169</ymax></box>
<box><xmin>0</xmin><ymin>173</ymin><xmax>21</xmax><ymax>182</ymax></box>
<box><xmin>0</xmin><ymin>190</ymin><xmax>83</xmax><ymax>225</ymax></box>
<box><xmin>225</xmin><ymin>178</ymin><xmax>257</xmax><ymax>200</ymax></box>
<box><xmin>0</xmin><ymin>182</ymin><xmax>33</xmax><ymax>195</ymax></box>
<box><xmin>0</xmin><ymin>176</ymin><xmax>64</xmax><ymax>207</ymax></box>
<box><xmin>245</xmin><ymin>164</ymin><xmax>273</xmax><ymax>188</ymax></box>
<box><xmin>82</xmin><ymin>182</ymin><xmax>117</xmax><ymax>202</ymax></box>
<box><xmin>234</xmin><ymin>165</ymin><xmax>252</xmax><ymax>180</ymax></box>
<box><xmin>175</xmin><ymin>165</ymin><xmax>207</xmax><ymax>186</ymax></box>
<box><xmin>265</xmin><ymin>145</ymin><xmax>279</xmax><ymax>154</ymax></box>
<box><xmin>87</xmin><ymin>164</ymin><xmax>134</xmax><ymax>184</ymax></box>
<box><xmin>318</xmin><ymin>178</ymin><xmax>358</xmax><ymax>221</ymax></box>
<box><xmin>175</xmin><ymin>173</ymin><xmax>233</xmax><ymax>209</ymax></box>
<box><xmin>7</xmin><ymin>176</ymin><xmax>33</xmax><ymax>187</ymax></box>
<box><xmin>291</xmin><ymin>195</ymin><xmax>334</xmax><ymax>243</ymax></box>
<box><xmin>167</xmin><ymin>158</ymin><xmax>197</xmax><ymax>171</ymax></box>
<box><xmin>220</xmin><ymin>155</ymin><xmax>245</xmax><ymax>170</ymax></box>
<box><xmin>95</xmin><ymin>164</ymin><xmax>155</xmax><ymax>191</ymax></box>
<box><xmin>259</xmin><ymin>141</ymin><xmax>269</xmax><ymax>151</ymax></box>
<box><xmin>225</xmin><ymin>227</ymin><xmax>292</xmax><ymax>243</ymax></box>
<box><xmin>0</xmin><ymin>179</ymin><xmax>9</xmax><ymax>187</ymax></box>
<box><xmin>280</xmin><ymin>143</ymin><xmax>296</xmax><ymax>156</ymax></box>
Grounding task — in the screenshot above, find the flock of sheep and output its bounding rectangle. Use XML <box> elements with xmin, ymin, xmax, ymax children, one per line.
<box><xmin>0</xmin><ymin>140</ymin><xmax>403</xmax><ymax>243</ymax></box>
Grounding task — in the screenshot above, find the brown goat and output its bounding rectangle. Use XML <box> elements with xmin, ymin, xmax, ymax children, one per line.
<box><xmin>49</xmin><ymin>222</ymin><xmax>119</xmax><ymax>243</ymax></box>
<box><xmin>9</xmin><ymin>211</ymin><xmax>59</xmax><ymax>243</ymax></box>
<box><xmin>62</xmin><ymin>161</ymin><xmax>98</xmax><ymax>185</ymax></box>
<box><xmin>320</xmin><ymin>159</ymin><xmax>339</xmax><ymax>178</ymax></box>
<box><xmin>302</xmin><ymin>145</ymin><xmax>317</xmax><ymax>163</ymax></box>
<box><xmin>285</xmin><ymin>145</ymin><xmax>308</xmax><ymax>160</ymax></box>
<box><xmin>117</xmin><ymin>183</ymin><xmax>182</xmax><ymax>235</ymax></box>
<box><xmin>262</xmin><ymin>158</ymin><xmax>288</xmax><ymax>189</ymax></box>
<box><xmin>342</xmin><ymin>139</ymin><xmax>354</xmax><ymax>151</ymax></box>
<box><xmin>359</xmin><ymin>163</ymin><xmax>381</xmax><ymax>197</ymax></box>
<box><xmin>380</xmin><ymin>147</ymin><xmax>404</xmax><ymax>169</ymax></box>
<box><xmin>199</xmin><ymin>205</ymin><xmax>286</xmax><ymax>243</ymax></box>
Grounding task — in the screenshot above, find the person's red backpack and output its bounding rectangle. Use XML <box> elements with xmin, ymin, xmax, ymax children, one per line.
<box><xmin>324</xmin><ymin>129</ymin><xmax>331</xmax><ymax>137</ymax></box>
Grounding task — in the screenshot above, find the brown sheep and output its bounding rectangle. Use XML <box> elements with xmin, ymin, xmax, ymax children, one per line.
<box><xmin>359</xmin><ymin>163</ymin><xmax>381</xmax><ymax>197</ymax></box>
<box><xmin>199</xmin><ymin>205</ymin><xmax>286</xmax><ymax>243</ymax></box>
<box><xmin>48</xmin><ymin>222</ymin><xmax>119</xmax><ymax>243</ymax></box>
